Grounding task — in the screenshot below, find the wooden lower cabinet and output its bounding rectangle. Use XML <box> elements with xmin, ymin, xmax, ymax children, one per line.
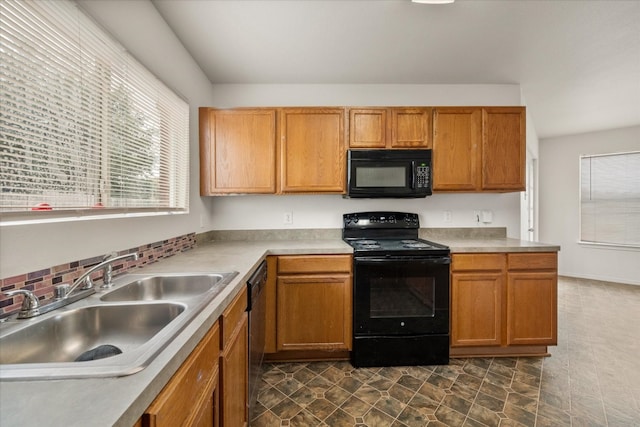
<box><xmin>271</xmin><ymin>255</ymin><xmax>352</xmax><ymax>356</ymax></box>
<box><xmin>141</xmin><ymin>322</ymin><xmax>220</xmax><ymax>427</ymax></box>
<box><xmin>220</xmin><ymin>287</ymin><xmax>249</xmax><ymax>427</ymax></box>
<box><xmin>451</xmin><ymin>271</ymin><xmax>504</xmax><ymax>347</ymax></box>
<box><xmin>507</xmin><ymin>253</ymin><xmax>558</xmax><ymax>346</ymax></box>
<box><xmin>450</xmin><ymin>252</ymin><xmax>557</xmax><ymax>357</ymax></box>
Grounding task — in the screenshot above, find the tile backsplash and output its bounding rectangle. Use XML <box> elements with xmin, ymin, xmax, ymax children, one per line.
<box><xmin>0</xmin><ymin>233</ymin><xmax>196</xmax><ymax>316</ymax></box>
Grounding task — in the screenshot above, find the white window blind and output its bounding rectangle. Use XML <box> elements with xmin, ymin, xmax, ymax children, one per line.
<box><xmin>0</xmin><ymin>0</ymin><xmax>189</xmax><ymax>221</ymax></box>
<box><xmin>580</xmin><ymin>151</ymin><xmax>640</xmax><ymax>248</ymax></box>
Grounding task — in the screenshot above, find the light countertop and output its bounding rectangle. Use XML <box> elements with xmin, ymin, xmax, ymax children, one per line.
<box><xmin>0</xmin><ymin>233</ymin><xmax>558</xmax><ymax>427</ymax></box>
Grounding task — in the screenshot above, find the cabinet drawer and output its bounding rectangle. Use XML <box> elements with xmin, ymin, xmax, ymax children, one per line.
<box><xmin>143</xmin><ymin>322</ymin><xmax>219</xmax><ymax>427</ymax></box>
<box><xmin>451</xmin><ymin>254</ymin><xmax>505</xmax><ymax>272</ymax></box>
<box><xmin>221</xmin><ymin>286</ymin><xmax>247</xmax><ymax>348</ymax></box>
<box><xmin>508</xmin><ymin>253</ymin><xmax>557</xmax><ymax>270</ymax></box>
<box><xmin>277</xmin><ymin>255</ymin><xmax>352</xmax><ymax>274</ymax></box>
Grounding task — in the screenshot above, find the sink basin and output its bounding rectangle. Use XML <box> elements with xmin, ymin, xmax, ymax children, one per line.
<box><xmin>0</xmin><ymin>271</ymin><xmax>238</xmax><ymax>380</ymax></box>
<box><xmin>101</xmin><ymin>273</ymin><xmax>236</xmax><ymax>302</ymax></box>
<box><xmin>0</xmin><ymin>303</ymin><xmax>185</xmax><ymax>365</ymax></box>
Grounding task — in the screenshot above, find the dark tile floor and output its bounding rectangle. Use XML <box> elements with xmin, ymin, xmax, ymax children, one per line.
<box><xmin>252</xmin><ymin>277</ymin><xmax>640</xmax><ymax>426</ymax></box>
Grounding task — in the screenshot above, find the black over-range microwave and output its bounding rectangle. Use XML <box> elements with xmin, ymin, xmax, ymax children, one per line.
<box><xmin>346</xmin><ymin>149</ymin><xmax>432</xmax><ymax>198</ymax></box>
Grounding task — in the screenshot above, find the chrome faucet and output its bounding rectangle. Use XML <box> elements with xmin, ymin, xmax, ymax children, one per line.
<box><xmin>3</xmin><ymin>289</ymin><xmax>40</xmax><ymax>319</ymax></box>
<box><xmin>3</xmin><ymin>251</ymin><xmax>139</xmax><ymax>319</ymax></box>
<box><xmin>100</xmin><ymin>252</ymin><xmax>139</xmax><ymax>289</ymax></box>
<box><xmin>64</xmin><ymin>252</ymin><xmax>139</xmax><ymax>297</ymax></box>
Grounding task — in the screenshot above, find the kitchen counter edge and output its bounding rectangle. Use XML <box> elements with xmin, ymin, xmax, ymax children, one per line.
<box><xmin>0</xmin><ymin>236</ymin><xmax>558</xmax><ymax>427</ymax></box>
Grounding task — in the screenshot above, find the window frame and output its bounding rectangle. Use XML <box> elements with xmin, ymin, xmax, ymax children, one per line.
<box><xmin>578</xmin><ymin>150</ymin><xmax>640</xmax><ymax>250</ymax></box>
<box><xmin>0</xmin><ymin>0</ymin><xmax>189</xmax><ymax>226</ymax></box>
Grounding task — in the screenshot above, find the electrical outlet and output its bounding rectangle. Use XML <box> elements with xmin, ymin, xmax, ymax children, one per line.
<box><xmin>443</xmin><ymin>210</ymin><xmax>452</xmax><ymax>223</ymax></box>
<box><xmin>283</xmin><ymin>211</ymin><xmax>293</xmax><ymax>225</ymax></box>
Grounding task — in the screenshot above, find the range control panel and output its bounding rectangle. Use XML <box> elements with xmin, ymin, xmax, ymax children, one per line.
<box><xmin>343</xmin><ymin>211</ymin><xmax>420</xmax><ymax>229</ymax></box>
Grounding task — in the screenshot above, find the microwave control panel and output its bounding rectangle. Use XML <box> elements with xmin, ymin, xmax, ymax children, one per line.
<box><xmin>416</xmin><ymin>165</ymin><xmax>430</xmax><ymax>188</ymax></box>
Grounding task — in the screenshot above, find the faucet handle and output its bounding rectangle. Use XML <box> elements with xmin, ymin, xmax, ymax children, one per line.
<box><xmin>4</xmin><ymin>289</ymin><xmax>40</xmax><ymax>319</ymax></box>
<box><xmin>54</xmin><ymin>284</ymin><xmax>71</xmax><ymax>300</ymax></box>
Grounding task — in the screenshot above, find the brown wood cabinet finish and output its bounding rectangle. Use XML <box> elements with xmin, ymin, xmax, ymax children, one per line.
<box><xmin>482</xmin><ymin>107</ymin><xmax>526</xmax><ymax>191</ymax></box>
<box><xmin>391</xmin><ymin>108</ymin><xmax>432</xmax><ymax>148</ymax></box>
<box><xmin>199</xmin><ymin>108</ymin><xmax>277</xmax><ymax>195</ymax></box>
<box><xmin>450</xmin><ymin>252</ymin><xmax>557</xmax><ymax>357</ymax></box>
<box><xmin>451</xmin><ymin>254</ymin><xmax>505</xmax><ymax>347</ymax></box>
<box><xmin>142</xmin><ymin>322</ymin><xmax>220</xmax><ymax>427</ymax></box>
<box><xmin>348</xmin><ymin>107</ymin><xmax>431</xmax><ymax>149</ymax></box>
<box><xmin>275</xmin><ymin>255</ymin><xmax>352</xmax><ymax>353</ymax></box>
<box><xmin>432</xmin><ymin>106</ymin><xmax>525</xmax><ymax>192</ymax></box>
<box><xmin>451</xmin><ymin>271</ymin><xmax>504</xmax><ymax>347</ymax></box>
<box><xmin>432</xmin><ymin>108</ymin><xmax>482</xmax><ymax>191</ymax></box>
<box><xmin>219</xmin><ymin>287</ymin><xmax>248</xmax><ymax>427</ymax></box>
<box><xmin>349</xmin><ymin>108</ymin><xmax>387</xmax><ymax>148</ymax></box>
<box><xmin>279</xmin><ymin>108</ymin><xmax>346</xmax><ymax>193</ymax></box>
<box><xmin>507</xmin><ymin>253</ymin><xmax>558</xmax><ymax>346</ymax></box>
<box><xmin>199</xmin><ymin>105</ymin><xmax>525</xmax><ymax>195</ymax></box>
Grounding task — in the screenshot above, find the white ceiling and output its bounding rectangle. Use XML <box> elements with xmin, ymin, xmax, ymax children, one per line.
<box><xmin>152</xmin><ymin>0</ymin><xmax>640</xmax><ymax>139</ymax></box>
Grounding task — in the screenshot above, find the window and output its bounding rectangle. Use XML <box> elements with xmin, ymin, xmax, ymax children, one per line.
<box><xmin>0</xmin><ymin>0</ymin><xmax>189</xmax><ymax>224</ymax></box>
<box><xmin>580</xmin><ymin>151</ymin><xmax>640</xmax><ymax>248</ymax></box>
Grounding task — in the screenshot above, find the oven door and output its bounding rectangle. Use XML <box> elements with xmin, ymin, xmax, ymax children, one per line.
<box><xmin>353</xmin><ymin>255</ymin><xmax>450</xmax><ymax>335</ymax></box>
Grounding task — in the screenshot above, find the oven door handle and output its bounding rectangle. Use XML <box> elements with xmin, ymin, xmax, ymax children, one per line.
<box><xmin>355</xmin><ymin>256</ymin><xmax>451</xmax><ymax>264</ymax></box>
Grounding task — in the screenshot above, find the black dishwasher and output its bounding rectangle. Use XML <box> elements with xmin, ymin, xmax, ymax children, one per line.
<box><xmin>246</xmin><ymin>260</ymin><xmax>267</xmax><ymax>423</ymax></box>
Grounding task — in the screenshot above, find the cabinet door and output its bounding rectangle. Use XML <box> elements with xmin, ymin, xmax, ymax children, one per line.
<box><xmin>450</xmin><ymin>272</ymin><xmax>504</xmax><ymax>347</ymax></box>
<box><xmin>432</xmin><ymin>108</ymin><xmax>481</xmax><ymax>191</ymax></box>
<box><xmin>482</xmin><ymin>107</ymin><xmax>526</xmax><ymax>191</ymax></box>
<box><xmin>190</xmin><ymin>388</ymin><xmax>216</xmax><ymax>427</ymax></box>
<box><xmin>390</xmin><ymin>108</ymin><xmax>431</xmax><ymax>148</ymax></box>
<box><xmin>276</xmin><ymin>274</ymin><xmax>352</xmax><ymax>351</ymax></box>
<box><xmin>143</xmin><ymin>323</ymin><xmax>219</xmax><ymax>427</ymax></box>
<box><xmin>280</xmin><ymin>108</ymin><xmax>345</xmax><ymax>193</ymax></box>
<box><xmin>220</xmin><ymin>312</ymin><xmax>249</xmax><ymax>427</ymax></box>
<box><xmin>349</xmin><ymin>108</ymin><xmax>387</xmax><ymax>148</ymax></box>
<box><xmin>199</xmin><ymin>108</ymin><xmax>276</xmax><ymax>195</ymax></box>
<box><xmin>507</xmin><ymin>271</ymin><xmax>557</xmax><ymax>345</ymax></box>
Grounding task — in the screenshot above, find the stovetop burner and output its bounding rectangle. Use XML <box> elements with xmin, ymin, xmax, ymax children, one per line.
<box><xmin>343</xmin><ymin>211</ymin><xmax>450</xmax><ymax>256</ymax></box>
<box><xmin>348</xmin><ymin>238</ymin><xmax>447</xmax><ymax>253</ymax></box>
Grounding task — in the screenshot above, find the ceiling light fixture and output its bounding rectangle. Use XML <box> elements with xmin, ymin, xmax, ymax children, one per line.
<box><xmin>411</xmin><ymin>0</ymin><xmax>455</xmax><ymax>4</ymax></box>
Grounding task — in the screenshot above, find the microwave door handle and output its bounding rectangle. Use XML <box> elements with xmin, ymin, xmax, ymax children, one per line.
<box><xmin>410</xmin><ymin>161</ymin><xmax>416</xmax><ymax>189</ymax></box>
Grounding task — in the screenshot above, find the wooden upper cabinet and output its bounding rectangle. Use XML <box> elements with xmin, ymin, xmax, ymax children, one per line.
<box><xmin>391</xmin><ymin>108</ymin><xmax>431</xmax><ymax>148</ymax></box>
<box><xmin>482</xmin><ymin>107</ymin><xmax>526</xmax><ymax>191</ymax></box>
<box><xmin>349</xmin><ymin>108</ymin><xmax>387</xmax><ymax>148</ymax></box>
<box><xmin>348</xmin><ymin>107</ymin><xmax>431</xmax><ymax>149</ymax></box>
<box><xmin>199</xmin><ymin>108</ymin><xmax>276</xmax><ymax>195</ymax></box>
<box><xmin>433</xmin><ymin>106</ymin><xmax>526</xmax><ymax>193</ymax></box>
<box><xmin>432</xmin><ymin>108</ymin><xmax>482</xmax><ymax>191</ymax></box>
<box><xmin>198</xmin><ymin>105</ymin><xmax>524</xmax><ymax>195</ymax></box>
<box><xmin>279</xmin><ymin>108</ymin><xmax>346</xmax><ymax>193</ymax></box>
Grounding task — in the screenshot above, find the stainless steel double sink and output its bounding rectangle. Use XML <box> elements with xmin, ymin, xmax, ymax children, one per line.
<box><xmin>0</xmin><ymin>272</ymin><xmax>238</xmax><ymax>380</ymax></box>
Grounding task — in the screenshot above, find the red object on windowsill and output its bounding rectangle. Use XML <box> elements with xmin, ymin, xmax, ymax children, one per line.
<box><xmin>92</xmin><ymin>202</ymin><xmax>105</xmax><ymax>208</ymax></box>
<box><xmin>31</xmin><ymin>203</ymin><xmax>52</xmax><ymax>211</ymax></box>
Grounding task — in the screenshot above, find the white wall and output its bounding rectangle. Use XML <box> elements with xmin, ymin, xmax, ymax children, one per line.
<box><xmin>0</xmin><ymin>0</ymin><xmax>216</xmax><ymax>279</ymax></box>
<box><xmin>208</xmin><ymin>193</ymin><xmax>521</xmax><ymax>232</ymax></box>
<box><xmin>539</xmin><ymin>125</ymin><xmax>640</xmax><ymax>286</ymax></box>
<box><xmin>0</xmin><ymin>2</ymin><xmax>528</xmax><ymax>280</ymax></box>
<box><xmin>208</xmin><ymin>83</ymin><xmax>524</xmax><ymax>234</ymax></box>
